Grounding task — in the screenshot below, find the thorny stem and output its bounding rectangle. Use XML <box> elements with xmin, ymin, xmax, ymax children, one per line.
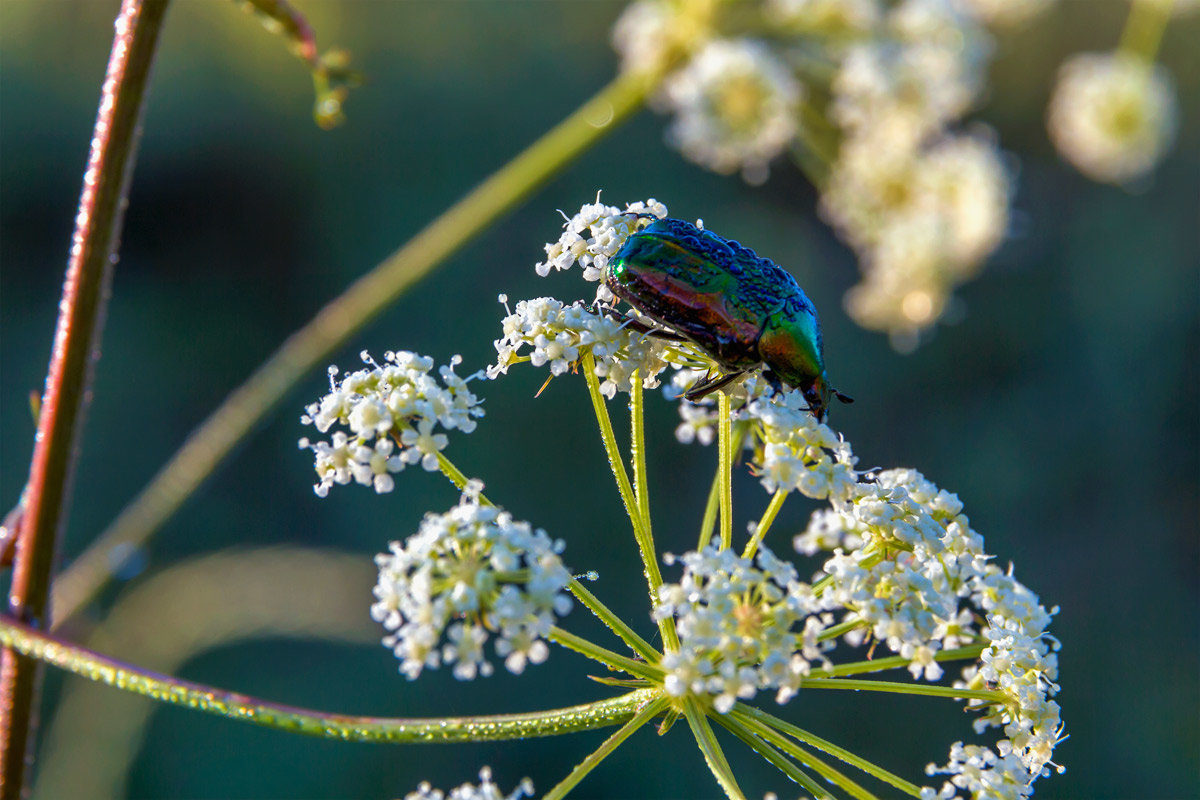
<box><xmin>0</xmin><ymin>616</ymin><xmax>656</xmax><ymax>743</ymax></box>
<box><xmin>1</xmin><ymin>1</ymin><xmax>168</xmax><ymax>795</ymax></box>
<box><xmin>51</xmin><ymin>65</ymin><xmax>667</xmax><ymax>628</ymax></box>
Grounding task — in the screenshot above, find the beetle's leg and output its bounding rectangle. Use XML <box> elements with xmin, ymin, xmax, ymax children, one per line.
<box><xmin>682</xmin><ymin>370</ymin><xmax>748</xmax><ymax>401</ymax></box>
<box><xmin>595</xmin><ymin>305</ymin><xmax>689</xmax><ymax>342</ymax></box>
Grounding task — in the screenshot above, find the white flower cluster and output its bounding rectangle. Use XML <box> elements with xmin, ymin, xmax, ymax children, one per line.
<box><xmin>654</xmin><ymin>458</ymin><xmax>1061</xmax><ymax>794</ymax></box>
<box><xmin>371</xmin><ymin>484</ymin><xmax>573</xmax><ymax>680</ymax></box>
<box><xmin>1047</xmin><ymin>52</ymin><xmax>1178</xmax><ymax>184</ymax></box>
<box><xmin>658</xmin><ymin>39</ymin><xmax>803</xmax><ymax>185</ymax></box>
<box><xmin>795</xmin><ymin>468</ymin><xmax>1061</xmax><ymax>796</ymax></box>
<box><xmin>299</xmin><ymin>351</ymin><xmax>483</xmax><ymax>497</ymax></box>
<box><xmin>821</xmin><ymin>1</ymin><xmax>1011</xmax><ymax>347</ymax></box>
<box><xmin>495</xmin><ymin>199</ymin><xmax>754</xmax><ymax>398</ymax></box>
<box><xmin>612</xmin><ymin>0</ymin><xmax>1022</xmax><ymax>344</ymax></box>
<box><xmin>743</xmin><ymin>391</ymin><xmax>858</xmax><ymax>499</ymax></box>
<box><xmin>654</xmin><ymin>542</ymin><xmax>838</xmax><ymax>712</ymax></box>
<box><xmin>534</xmin><ymin>197</ymin><xmax>668</xmax><ymax>297</ymax></box>
<box><xmin>488</xmin><ymin>296</ymin><xmax>676</xmax><ymax>398</ymax></box>
<box><xmin>404</xmin><ymin>767</ymin><xmax>533</xmax><ymax>800</ymax></box>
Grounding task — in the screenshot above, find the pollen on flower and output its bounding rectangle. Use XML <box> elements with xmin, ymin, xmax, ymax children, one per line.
<box><xmin>1047</xmin><ymin>52</ymin><xmax>1179</xmax><ymax>184</ymax></box>
<box><xmin>371</xmin><ymin>489</ymin><xmax>572</xmax><ymax>681</ymax></box>
<box><xmin>298</xmin><ymin>350</ymin><xmax>483</xmax><ymax>497</ymax></box>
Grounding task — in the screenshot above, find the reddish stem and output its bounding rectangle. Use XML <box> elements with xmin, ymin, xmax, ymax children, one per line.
<box><xmin>0</xmin><ymin>0</ymin><xmax>169</xmax><ymax>795</ymax></box>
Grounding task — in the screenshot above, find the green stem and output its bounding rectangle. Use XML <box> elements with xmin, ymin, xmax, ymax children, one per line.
<box><xmin>742</xmin><ymin>490</ymin><xmax>786</xmax><ymax>559</ymax></box>
<box><xmin>682</xmin><ymin>698</ymin><xmax>745</xmax><ymax>800</ymax></box>
<box><xmin>582</xmin><ymin>354</ymin><xmax>678</xmax><ymax>652</ymax></box>
<box><xmin>711</xmin><ymin>714</ymin><xmax>832</xmax><ymax>799</ymax></box>
<box><xmin>548</xmin><ymin>627</ymin><xmax>662</xmax><ymax>683</ymax></box>
<box><xmin>801</xmin><ymin>677</ymin><xmax>1006</xmax><ymax>704</ymax></box>
<box><xmin>1118</xmin><ymin>0</ymin><xmax>1174</xmax><ymax>63</ymax></box>
<box><xmin>733</xmin><ymin>704</ymin><xmax>920</xmax><ymax>798</ymax></box>
<box><xmin>434</xmin><ymin>451</ymin><xmax>492</xmax><ymax>504</ymax></box>
<box><xmin>567</xmin><ymin>579</ymin><xmax>660</xmax><ymax>664</ymax></box>
<box><xmin>0</xmin><ymin>615</ymin><xmax>653</xmax><ymax>742</ymax></box>
<box><xmin>2</xmin><ymin>1</ymin><xmax>169</xmax><ymax>796</ymax></box>
<box><xmin>630</xmin><ymin>375</ymin><xmax>652</xmax><ymax>543</ymax></box>
<box><xmin>813</xmin><ymin>645</ymin><xmax>986</xmax><ymax>678</ymax></box>
<box><xmin>51</xmin><ymin>66</ymin><xmax>664</xmax><ymax>629</ymax></box>
<box><xmin>542</xmin><ymin>695</ymin><xmax>669</xmax><ymax>800</ymax></box>
<box><xmin>697</xmin><ymin>423</ymin><xmax>747</xmax><ymax>551</ymax></box>
<box><xmin>718</xmin><ymin>392</ymin><xmax>733</xmax><ymax>550</ymax></box>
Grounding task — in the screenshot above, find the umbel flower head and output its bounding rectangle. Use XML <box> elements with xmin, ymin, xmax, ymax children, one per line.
<box><xmin>371</xmin><ymin>482</ymin><xmax>573</xmax><ymax>680</ymax></box>
<box><xmin>1047</xmin><ymin>51</ymin><xmax>1179</xmax><ymax>184</ymax></box>
<box><xmin>303</xmin><ymin>198</ymin><xmax>1063</xmax><ymax>799</ymax></box>
<box><xmin>299</xmin><ymin>350</ymin><xmax>483</xmax><ymax>496</ymax></box>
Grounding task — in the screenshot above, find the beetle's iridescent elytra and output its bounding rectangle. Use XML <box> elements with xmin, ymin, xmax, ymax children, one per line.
<box><xmin>605</xmin><ymin>217</ymin><xmax>850</xmax><ymax>421</ymax></box>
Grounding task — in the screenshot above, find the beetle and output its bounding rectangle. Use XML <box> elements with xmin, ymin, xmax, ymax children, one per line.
<box><xmin>605</xmin><ymin>217</ymin><xmax>851</xmax><ymax>422</ymax></box>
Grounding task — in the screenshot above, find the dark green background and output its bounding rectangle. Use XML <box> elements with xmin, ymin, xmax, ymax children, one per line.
<box><xmin>1</xmin><ymin>1</ymin><xmax>1197</xmax><ymax>798</ymax></box>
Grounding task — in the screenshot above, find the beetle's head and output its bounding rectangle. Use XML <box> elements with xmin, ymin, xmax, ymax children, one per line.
<box><xmin>802</xmin><ymin>373</ymin><xmax>853</xmax><ymax>424</ymax></box>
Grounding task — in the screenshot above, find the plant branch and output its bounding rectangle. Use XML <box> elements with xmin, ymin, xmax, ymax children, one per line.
<box><xmin>0</xmin><ymin>616</ymin><xmax>654</xmax><ymax>743</ymax></box>
<box><xmin>51</xmin><ymin>66</ymin><xmax>664</xmax><ymax>628</ymax></box>
<box><xmin>1</xmin><ymin>1</ymin><xmax>169</xmax><ymax>795</ymax></box>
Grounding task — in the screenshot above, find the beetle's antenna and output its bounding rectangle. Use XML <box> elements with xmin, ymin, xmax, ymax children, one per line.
<box><xmin>835</xmin><ymin>390</ymin><xmax>854</xmax><ymax>404</ymax></box>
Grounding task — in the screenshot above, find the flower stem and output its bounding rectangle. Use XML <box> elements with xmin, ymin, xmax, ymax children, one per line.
<box><xmin>51</xmin><ymin>65</ymin><xmax>665</xmax><ymax>629</ymax></box>
<box><xmin>813</xmin><ymin>645</ymin><xmax>987</xmax><ymax>678</ymax></box>
<box><xmin>683</xmin><ymin>698</ymin><xmax>746</xmax><ymax>800</ymax></box>
<box><xmin>718</xmin><ymin>392</ymin><xmax>733</xmax><ymax>550</ymax></box>
<box><xmin>712</xmin><ymin>713</ymin><xmax>833</xmax><ymax>799</ymax></box>
<box><xmin>742</xmin><ymin>489</ymin><xmax>786</xmax><ymax>559</ymax></box>
<box><xmin>542</xmin><ymin>694</ymin><xmax>669</xmax><ymax>800</ymax></box>
<box><xmin>548</xmin><ymin>627</ymin><xmax>662</xmax><ymax>682</ymax></box>
<box><xmin>697</xmin><ymin>423</ymin><xmax>747</xmax><ymax>551</ymax></box>
<box><xmin>1119</xmin><ymin>0</ymin><xmax>1174</xmax><ymax>63</ymax></box>
<box><xmin>567</xmin><ymin>579</ymin><xmax>660</xmax><ymax>663</ymax></box>
<box><xmin>630</xmin><ymin>375</ymin><xmax>653</xmax><ymax>540</ymax></box>
<box><xmin>0</xmin><ymin>615</ymin><xmax>655</xmax><ymax>742</ymax></box>
<box><xmin>435</xmin><ymin>451</ymin><xmax>491</xmax><ymax>504</ymax></box>
<box><xmin>721</xmin><ymin>711</ymin><xmax>872</xmax><ymax>800</ymax></box>
<box><xmin>732</xmin><ymin>704</ymin><xmax>922</xmax><ymax>798</ymax></box>
<box><xmin>1</xmin><ymin>1</ymin><xmax>169</xmax><ymax>795</ymax></box>
<box><xmin>582</xmin><ymin>354</ymin><xmax>678</xmax><ymax>652</ymax></box>
<box><xmin>801</xmin><ymin>676</ymin><xmax>1006</xmax><ymax>704</ymax></box>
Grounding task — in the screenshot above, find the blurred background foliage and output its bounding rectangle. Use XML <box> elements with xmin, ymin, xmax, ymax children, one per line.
<box><xmin>0</xmin><ymin>1</ymin><xmax>1196</xmax><ymax>798</ymax></box>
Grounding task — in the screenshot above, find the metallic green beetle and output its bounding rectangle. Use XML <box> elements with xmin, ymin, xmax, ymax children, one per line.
<box><xmin>605</xmin><ymin>217</ymin><xmax>850</xmax><ymax>421</ymax></box>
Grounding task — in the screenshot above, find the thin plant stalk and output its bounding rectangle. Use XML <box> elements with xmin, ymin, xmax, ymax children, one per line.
<box><xmin>682</xmin><ymin>698</ymin><xmax>745</xmax><ymax>800</ymax></box>
<box><xmin>0</xmin><ymin>616</ymin><xmax>654</xmax><ymax>743</ymax></box>
<box><xmin>717</xmin><ymin>392</ymin><xmax>733</xmax><ymax>549</ymax></box>
<box><xmin>733</xmin><ymin>703</ymin><xmax>923</xmax><ymax>798</ymax></box>
<box><xmin>0</xmin><ymin>1</ymin><xmax>169</xmax><ymax>795</ymax></box>
<box><xmin>51</xmin><ymin>65</ymin><xmax>668</xmax><ymax>628</ymax></box>
<box><xmin>742</xmin><ymin>489</ymin><xmax>786</xmax><ymax>559</ymax></box>
<box><xmin>542</xmin><ymin>695</ymin><xmax>669</xmax><ymax>800</ymax></box>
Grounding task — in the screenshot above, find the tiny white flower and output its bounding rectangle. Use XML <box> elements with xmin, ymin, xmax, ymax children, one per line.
<box><xmin>1048</xmin><ymin>52</ymin><xmax>1178</xmax><ymax>183</ymax></box>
